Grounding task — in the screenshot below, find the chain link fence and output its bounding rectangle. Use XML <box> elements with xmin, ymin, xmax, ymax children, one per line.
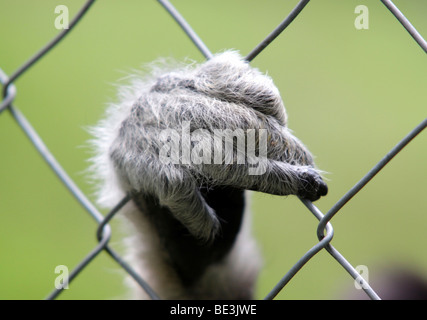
<box><xmin>1</xmin><ymin>0</ymin><xmax>426</xmax><ymax>300</ymax></box>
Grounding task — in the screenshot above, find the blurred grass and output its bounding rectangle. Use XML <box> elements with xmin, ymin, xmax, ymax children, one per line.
<box><xmin>0</xmin><ymin>0</ymin><xmax>426</xmax><ymax>300</ymax></box>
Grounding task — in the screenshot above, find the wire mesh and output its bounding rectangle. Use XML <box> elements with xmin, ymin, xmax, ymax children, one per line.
<box><xmin>0</xmin><ymin>0</ymin><xmax>425</xmax><ymax>300</ymax></box>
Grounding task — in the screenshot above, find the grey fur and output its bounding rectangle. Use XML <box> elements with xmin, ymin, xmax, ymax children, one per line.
<box><xmin>89</xmin><ymin>51</ymin><xmax>327</xmax><ymax>299</ymax></box>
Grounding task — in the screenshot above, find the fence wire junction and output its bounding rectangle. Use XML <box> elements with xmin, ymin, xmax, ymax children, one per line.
<box><xmin>0</xmin><ymin>0</ymin><xmax>426</xmax><ymax>300</ymax></box>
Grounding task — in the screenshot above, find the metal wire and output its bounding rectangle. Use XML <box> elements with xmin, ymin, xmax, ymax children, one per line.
<box><xmin>157</xmin><ymin>0</ymin><xmax>213</xmax><ymax>60</ymax></box>
<box><xmin>381</xmin><ymin>0</ymin><xmax>427</xmax><ymax>53</ymax></box>
<box><xmin>1</xmin><ymin>0</ymin><xmax>96</xmax><ymax>99</ymax></box>
<box><xmin>0</xmin><ymin>1</ymin><xmax>159</xmax><ymax>300</ymax></box>
<box><xmin>317</xmin><ymin>118</ymin><xmax>427</xmax><ymax>239</ymax></box>
<box><xmin>1</xmin><ymin>0</ymin><xmax>425</xmax><ymax>300</ymax></box>
<box><xmin>245</xmin><ymin>0</ymin><xmax>311</xmax><ymax>62</ymax></box>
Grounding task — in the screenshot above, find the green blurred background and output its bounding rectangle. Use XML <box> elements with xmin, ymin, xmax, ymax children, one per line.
<box><xmin>0</xmin><ymin>0</ymin><xmax>426</xmax><ymax>300</ymax></box>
